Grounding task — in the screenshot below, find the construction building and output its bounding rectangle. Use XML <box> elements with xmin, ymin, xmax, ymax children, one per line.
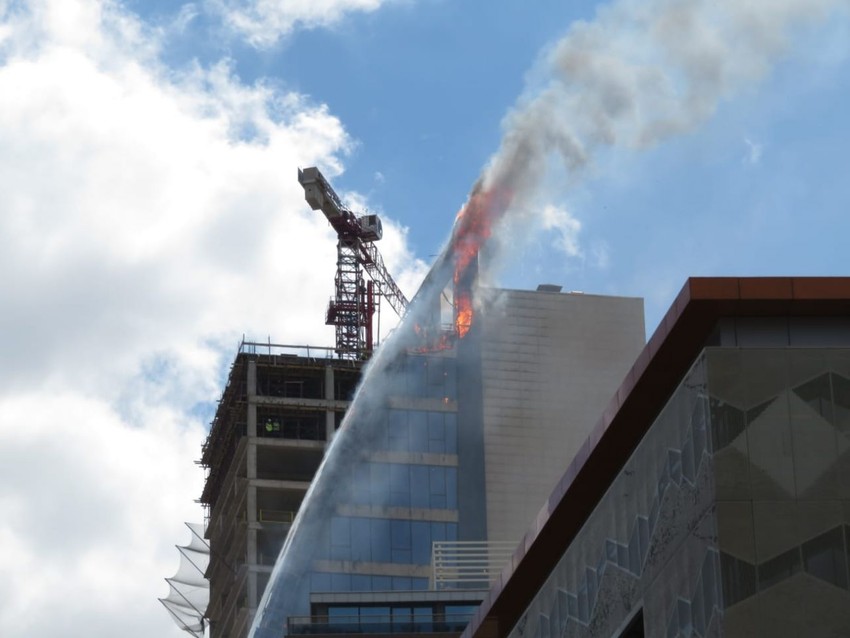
<box><xmin>200</xmin><ymin>342</ymin><xmax>365</xmax><ymax>638</ymax></box>
<box><xmin>464</xmin><ymin>277</ymin><xmax>850</xmax><ymax>638</ymax></box>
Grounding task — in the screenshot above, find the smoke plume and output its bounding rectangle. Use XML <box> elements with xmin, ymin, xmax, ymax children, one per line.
<box><xmin>451</xmin><ymin>0</ymin><xmax>844</xmax><ymax>272</ymax></box>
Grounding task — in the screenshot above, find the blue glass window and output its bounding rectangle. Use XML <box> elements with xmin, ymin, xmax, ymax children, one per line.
<box><xmin>412</xmin><ymin>521</ymin><xmax>432</xmax><ymax>564</ymax></box>
<box><xmin>430</xmin><ymin>466</ymin><xmax>447</xmax><ymax>508</ymax></box>
<box><xmin>331</xmin><ymin>573</ymin><xmax>351</xmax><ymax>591</ymax></box>
<box><xmin>311</xmin><ymin>572</ymin><xmax>331</xmax><ymax>592</ymax></box>
<box><xmin>445</xmin><ymin>413</ymin><xmax>457</xmax><ymax>454</ymax></box>
<box><xmin>391</xmin><ymin>520</ymin><xmax>412</xmax><ymax>563</ymax></box>
<box><xmin>392</xmin><ymin>577</ymin><xmax>412</xmax><ymax>590</ymax></box>
<box><xmin>411</xmin><ymin>465</ymin><xmax>430</xmax><ymax>508</ymax></box>
<box><xmin>330</xmin><ymin>516</ymin><xmax>350</xmax><ymax>560</ymax></box>
<box><xmin>428</xmin><ymin>412</ymin><xmax>445</xmax><ymax>453</ymax></box>
<box><xmin>372</xmin><ymin>576</ymin><xmax>392</xmax><ymax>591</ymax></box>
<box><xmin>350</xmin><ymin>518</ymin><xmax>371</xmax><ymax>561</ymax></box>
<box><xmin>371</xmin><ymin>519</ymin><xmax>391</xmax><ymax>562</ymax></box>
<box><xmin>409</xmin><ymin>411</ymin><xmax>428</xmax><ymax>451</ymax></box>
<box><xmin>388</xmin><ymin>410</ymin><xmax>409</xmax><ymax>451</ymax></box>
<box><xmin>446</xmin><ymin>467</ymin><xmax>458</xmax><ymax>509</ymax></box>
<box><xmin>389</xmin><ymin>463</ymin><xmax>411</xmax><ymax>507</ymax></box>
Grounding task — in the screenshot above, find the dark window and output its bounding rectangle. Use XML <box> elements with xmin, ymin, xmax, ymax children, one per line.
<box><xmin>619</xmin><ymin>609</ymin><xmax>644</xmax><ymax>638</ymax></box>
<box><xmin>758</xmin><ymin>546</ymin><xmax>801</xmax><ymax>591</ymax></box>
<box><xmin>802</xmin><ymin>527</ymin><xmax>848</xmax><ymax>589</ymax></box>
<box><xmin>793</xmin><ymin>373</ymin><xmax>834</xmax><ymax>423</ymax></box>
<box><xmin>710</xmin><ymin>399</ymin><xmax>746</xmax><ymax>452</ymax></box>
<box><xmin>720</xmin><ymin>552</ymin><xmax>756</xmax><ymax>607</ymax></box>
<box><xmin>833</xmin><ymin>374</ymin><xmax>850</xmax><ymax>432</ymax></box>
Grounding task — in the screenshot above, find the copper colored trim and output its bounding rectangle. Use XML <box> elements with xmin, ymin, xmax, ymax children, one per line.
<box><xmin>464</xmin><ymin>277</ymin><xmax>850</xmax><ymax>638</ymax></box>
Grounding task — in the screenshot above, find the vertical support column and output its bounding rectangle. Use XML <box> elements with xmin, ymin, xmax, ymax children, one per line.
<box><xmin>246</xmin><ymin>359</ymin><xmax>259</xmax><ymax>609</ymax></box>
<box><xmin>325</xmin><ymin>365</ymin><xmax>335</xmax><ymax>442</ymax></box>
<box><xmin>247</xmin><ymin>359</ymin><xmax>257</xmax><ymax>437</ymax></box>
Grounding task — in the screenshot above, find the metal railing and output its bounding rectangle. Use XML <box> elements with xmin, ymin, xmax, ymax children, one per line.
<box><xmin>431</xmin><ymin>541</ymin><xmax>516</xmax><ymax>590</ymax></box>
<box><xmin>239</xmin><ymin>339</ymin><xmax>339</xmax><ymax>360</ymax></box>
<box><xmin>258</xmin><ymin>509</ymin><xmax>296</xmax><ymax>524</ymax></box>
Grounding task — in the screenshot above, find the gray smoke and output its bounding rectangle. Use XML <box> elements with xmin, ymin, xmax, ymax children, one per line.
<box><xmin>480</xmin><ymin>0</ymin><xmax>843</xmax><ymax>237</ymax></box>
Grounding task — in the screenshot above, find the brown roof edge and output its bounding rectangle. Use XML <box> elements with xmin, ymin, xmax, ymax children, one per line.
<box><xmin>464</xmin><ymin>276</ymin><xmax>850</xmax><ymax>638</ymax></box>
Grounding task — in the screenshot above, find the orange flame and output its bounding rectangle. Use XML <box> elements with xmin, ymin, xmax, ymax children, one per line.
<box><xmin>450</xmin><ymin>184</ymin><xmax>513</xmax><ymax>338</ymax></box>
<box><xmin>409</xmin><ymin>329</ymin><xmax>455</xmax><ymax>354</ymax></box>
<box><xmin>455</xmin><ymin>290</ymin><xmax>473</xmax><ymax>338</ymax></box>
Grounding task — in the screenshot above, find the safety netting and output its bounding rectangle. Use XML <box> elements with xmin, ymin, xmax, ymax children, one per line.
<box><xmin>160</xmin><ymin>522</ymin><xmax>210</xmax><ymax>637</ymax></box>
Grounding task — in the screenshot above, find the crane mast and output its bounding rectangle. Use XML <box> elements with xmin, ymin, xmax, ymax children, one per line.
<box><xmin>298</xmin><ymin>167</ymin><xmax>409</xmax><ymax>359</ymax></box>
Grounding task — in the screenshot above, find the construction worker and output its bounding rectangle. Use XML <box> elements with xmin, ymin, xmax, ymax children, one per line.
<box><xmin>265</xmin><ymin>418</ymin><xmax>281</xmax><ymax>436</ymax></box>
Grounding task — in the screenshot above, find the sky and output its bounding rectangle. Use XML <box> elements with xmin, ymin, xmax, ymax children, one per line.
<box><xmin>0</xmin><ymin>0</ymin><xmax>848</xmax><ymax>637</ymax></box>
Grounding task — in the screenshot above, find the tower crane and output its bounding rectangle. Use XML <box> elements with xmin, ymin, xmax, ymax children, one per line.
<box><xmin>298</xmin><ymin>167</ymin><xmax>409</xmax><ymax>359</ymax></box>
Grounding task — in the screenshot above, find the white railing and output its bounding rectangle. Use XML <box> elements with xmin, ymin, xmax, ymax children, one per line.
<box><xmin>431</xmin><ymin>540</ymin><xmax>516</xmax><ymax>590</ymax></box>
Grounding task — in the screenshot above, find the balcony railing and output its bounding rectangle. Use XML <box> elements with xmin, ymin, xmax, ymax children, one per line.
<box><xmin>431</xmin><ymin>541</ymin><xmax>516</xmax><ymax>590</ymax></box>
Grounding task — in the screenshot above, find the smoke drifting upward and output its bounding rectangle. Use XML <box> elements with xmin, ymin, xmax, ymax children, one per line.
<box><xmin>446</xmin><ymin>0</ymin><xmax>844</xmax><ymax>277</ymax></box>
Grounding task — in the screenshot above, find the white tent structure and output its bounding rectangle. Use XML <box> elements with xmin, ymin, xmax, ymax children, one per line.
<box><xmin>160</xmin><ymin>522</ymin><xmax>210</xmax><ymax>637</ymax></box>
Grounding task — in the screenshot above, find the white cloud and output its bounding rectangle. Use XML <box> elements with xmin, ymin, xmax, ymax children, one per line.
<box><xmin>540</xmin><ymin>204</ymin><xmax>583</xmax><ymax>258</ymax></box>
<box><xmin>744</xmin><ymin>136</ymin><xmax>763</xmax><ymax>165</ymax></box>
<box><xmin>589</xmin><ymin>240</ymin><xmax>610</xmax><ymax>269</ymax></box>
<box><xmin>0</xmin><ymin>393</ymin><xmax>204</xmax><ymax>637</ymax></box>
<box><xmin>210</xmin><ymin>0</ymin><xmax>391</xmax><ymax>48</ymax></box>
<box><xmin>0</xmin><ymin>1</ymin><xmax>423</xmax><ymax>636</ymax></box>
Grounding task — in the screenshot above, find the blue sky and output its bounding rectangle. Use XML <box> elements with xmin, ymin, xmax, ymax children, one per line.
<box><xmin>0</xmin><ymin>1</ymin><xmax>848</xmax><ymax>637</ymax></box>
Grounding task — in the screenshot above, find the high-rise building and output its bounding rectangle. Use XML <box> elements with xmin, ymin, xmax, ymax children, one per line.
<box><xmin>200</xmin><ymin>342</ymin><xmax>365</xmax><ymax>638</ymax></box>
<box><xmin>249</xmin><ymin>287</ymin><xmax>645</xmax><ymax>638</ymax></box>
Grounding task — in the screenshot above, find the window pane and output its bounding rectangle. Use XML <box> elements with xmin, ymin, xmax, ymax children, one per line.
<box><xmin>412</xmin><ymin>521</ymin><xmax>431</xmax><ymax>564</ymax></box>
<box><xmin>391</xmin><ymin>520</ymin><xmax>411</xmax><ymax>549</ymax></box>
<box><xmin>802</xmin><ymin>527</ymin><xmax>848</xmax><ymax>589</ymax></box>
<box><xmin>371</xmin><ymin>519</ymin><xmax>391</xmax><ymax>562</ymax></box>
<box><xmin>410</xmin><ymin>465</ymin><xmax>429</xmax><ymax>508</ymax></box>
<box><xmin>445</xmin><ymin>413</ymin><xmax>457</xmax><ymax>454</ymax></box>
<box><xmin>410</xmin><ymin>411</ymin><xmax>428</xmax><ymax>452</ymax></box>
<box><xmin>446</xmin><ymin>467</ymin><xmax>458</xmax><ymax>509</ymax></box>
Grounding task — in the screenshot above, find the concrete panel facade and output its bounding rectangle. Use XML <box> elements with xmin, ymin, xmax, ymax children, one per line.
<box><xmin>480</xmin><ymin>289</ymin><xmax>645</xmax><ymax>544</ymax></box>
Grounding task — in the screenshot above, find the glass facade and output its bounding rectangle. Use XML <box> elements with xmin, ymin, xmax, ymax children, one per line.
<box><xmin>507</xmin><ymin>347</ymin><xmax>850</xmax><ymax>638</ymax></box>
<box><xmin>251</xmin><ymin>351</ymin><xmax>466</xmax><ymax>638</ymax></box>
